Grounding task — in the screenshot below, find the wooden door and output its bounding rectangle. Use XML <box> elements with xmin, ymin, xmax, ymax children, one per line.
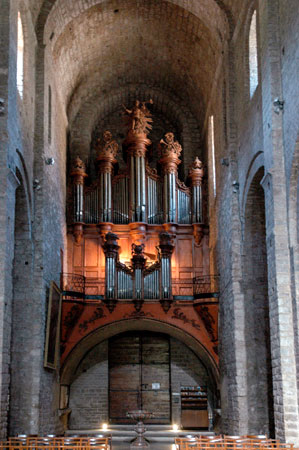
<box><xmin>109</xmin><ymin>332</ymin><xmax>171</xmax><ymax>424</ymax></box>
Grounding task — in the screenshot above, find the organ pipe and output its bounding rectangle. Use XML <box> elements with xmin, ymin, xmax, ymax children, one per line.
<box><xmin>158</xmin><ymin>133</ymin><xmax>182</xmax><ymax>223</ymax></box>
<box><xmin>158</xmin><ymin>232</ymin><xmax>175</xmax><ymax>312</ymax></box>
<box><xmin>102</xmin><ymin>232</ymin><xmax>120</xmax><ymax>312</ymax></box>
<box><xmin>70</xmin><ymin>156</ymin><xmax>87</xmax><ymax>243</ymax></box>
<box><xmin>131</xmin><ymin>243</ymin><xmax>147</xmax><ymax>311</ymax></box>
<box><xmin>189</xmin><ymin>157</ymin><xmax>204</xmax><ymax>223</ymax></box>
<box><xmin>96</xmin><ymin>131</ymin><xmax>118</xmax><ymax>223</ymax></box>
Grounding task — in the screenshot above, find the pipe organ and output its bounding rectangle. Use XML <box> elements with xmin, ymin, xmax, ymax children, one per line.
<box><xmin>101</xmin><ymin>231</ymin><xmax>174</xmax><ymax>312</ymax></box>
<box><xmin>67</xmin><ymin>100</ymin><xmax>207</xmax><ymax>311</ymax></box>
<box><xmin>69</xmin><ymin>115</ymin><xmax>204</xmax><ymax>235</ymax></box>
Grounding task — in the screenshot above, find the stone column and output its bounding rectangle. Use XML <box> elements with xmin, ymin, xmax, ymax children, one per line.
<box><xmin>158</xmin><ymin>133</ymin><xmax>182</xmax><ymax>223</ymax></box>
<box><xmin>70</xmin><ymin>157</ymin><xmax>87</xmax><ymax>244</ymax></box>
<box><xmin>259</xmin><ymin>0</ymin><xmax>299</xmax><ymax>444</ymax></box>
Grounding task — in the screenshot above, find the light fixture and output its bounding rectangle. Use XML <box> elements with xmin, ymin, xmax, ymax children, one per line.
<box><xmin>273</xmin><ymin>97</ymin><xmax>284</xmax><ymax>114</ymax></box>
<box><xmin>172</xmin><ymin>424</ymin><xmax>179</xmax><ymax>432</ymax></box>
<box><xmin>45</xmin><ymin>157</ymin><xmax>55</xmax><ymax>165</ymax></box>
<box><xmin>102</xmin><ymin>423</ymin><xmax>108</xmax><ymax>431</ymax></box>
<box><xmin>220</xmin><ymin>158</ymin><xmax>229</xmax><ymax>167</ymax></box>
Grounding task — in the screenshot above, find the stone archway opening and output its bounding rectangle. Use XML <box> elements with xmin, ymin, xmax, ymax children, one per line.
<box><xmin>61</xmin><ymin>320</ymin><xmax>219</xmax><ymax>431</ymax></box>
<box><xmin>9</xmin><ymin>174</ymin><xmax>34</xmax><ymax>436</ymax></box>
<box><xmin>242</xmin><ymin>167</ymin><xmax>275</xmax><ymax>437</ymax></box>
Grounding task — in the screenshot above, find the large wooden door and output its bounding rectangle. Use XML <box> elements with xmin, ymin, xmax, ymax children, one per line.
<box><xmin>109</xmin><ymin>332</ymin><xmax>171</xmax><ymax>424</ymax></box>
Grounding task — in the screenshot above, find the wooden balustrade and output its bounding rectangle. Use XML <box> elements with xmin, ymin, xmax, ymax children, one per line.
<box><xmin>0</xmin><ymin>437</ymin><xmax>110</xmax><ymax>450</ymax></box>
<box><xmin>175</xmin><ymin>436</ymin><xmax>297</xmax><ymax>450</ymax></box>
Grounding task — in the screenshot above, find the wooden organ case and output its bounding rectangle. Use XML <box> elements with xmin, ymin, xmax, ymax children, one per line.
<box><xmin>63</xmin><ymin>100</ymin><xmax>219</xmax><ymax>428</ymax></box>
<box><xmin>66</xmin><ymin>101</ymin><xmax>209</xmax><ymax>309</ymax></box>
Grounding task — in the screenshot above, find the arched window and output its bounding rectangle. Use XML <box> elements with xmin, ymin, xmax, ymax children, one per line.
<box><xmin>208</xmin><ymin>115</ymin><xmax>216</xmax><ymax>197</ymax></box>
<box><xmin>48</xmin><ymin>86</ymin><xmax>52</xmax><ymax>143</ymax></box>
<box><xmin>17</xmin><ymin>12</ymin><xmax>24</xmax><ymax>98</ymax></box>
<box><xmin>249</xmin><ymin>10</ymin><xmax>258</xmax><ymax>98</ymax></box>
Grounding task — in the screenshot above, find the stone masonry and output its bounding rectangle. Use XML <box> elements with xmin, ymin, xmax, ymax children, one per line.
<box><xmin>0</xmin><ymin>0</ymin><xmax>298</xmax><ymax>445</ymax></box>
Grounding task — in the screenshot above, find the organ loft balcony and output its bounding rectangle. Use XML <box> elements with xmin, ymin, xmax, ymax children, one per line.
<box><xmin>61</xmin><ymin>100</ymin><xmax>219</xmax><ymax>360</ymax></box>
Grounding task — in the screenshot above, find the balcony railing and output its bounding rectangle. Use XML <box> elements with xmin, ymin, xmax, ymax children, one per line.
<box><xmin>193</xmin><ymin>275</ymin><xmax>219</xmax><ymax>299</ymax></box>
<box><xmin>61</xmin><ymin>273</ymin><xmax>85</xmax><ymax>299</ymax></box>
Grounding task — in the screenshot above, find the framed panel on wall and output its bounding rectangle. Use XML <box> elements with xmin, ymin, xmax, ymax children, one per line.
<box><xmin>44</xmin><ymin>281</ymin><xmax>62</xmax><ymax>370</ymax></box>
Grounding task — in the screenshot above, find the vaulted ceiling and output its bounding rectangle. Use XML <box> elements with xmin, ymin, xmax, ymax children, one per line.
<box><xmin>29</xmin><ymin>0</ymin><xmax>251</xmax><ymax>154</ymax></box>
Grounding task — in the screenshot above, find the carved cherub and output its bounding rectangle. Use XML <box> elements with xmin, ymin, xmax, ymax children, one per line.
<box><xmin>96</xmin><ymin>130</ymin><xmax>118</xmax><ymax>158</ymax></box>
<box><xmin>159</xmin><ymin>132</ymin><xmax>182</xmax><ymax>157</ymax></box>
<box><xmin>131</xmin><ymin>243</ymin><xmax>145</xmax><ymax>256</ymax></box>
<box><xmin>123</xmin><ymin>99</ymin><xmax>153</xmax><ymax>135</ymax></box>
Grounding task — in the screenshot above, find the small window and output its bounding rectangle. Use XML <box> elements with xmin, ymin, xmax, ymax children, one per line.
<box><xmin>249</xmin><ymin>10</ymin><xmax>258</xmax><ymax>98</ymax></box>
<box><xmin>48</xmin><ymin>86</ymin><xmax>52</xmax><ymax>144</ymax></box>
<box><xmin>209</xmin><ymin>116</ymin><xmax>216</xmax><ymax>198</ymax></box>
<box><xmin>17</xmin><ymin>12</ymin><xmax>24</xmax><ymax>98</ymax></box>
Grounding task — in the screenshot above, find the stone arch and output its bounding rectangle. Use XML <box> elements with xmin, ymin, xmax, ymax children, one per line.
<box><xmin>36</xmin><ymin>0</ymin><xmax>234</xmax><ymax>46</ymax></box>
<box><xmin>241</xmin><ymin>150</ymin><xmax>264</xmax><ymax>220</ymax></box>
<box><xmin>61</xmin><ymin>319</ymin><xmax>219</xmax><ymax>387</ymax></box>
<box><xmin>69</xmin><ymin>85</ymin><xmax>201</xmax><ymax>180</ymax></box>
<box><xmin>241</xmin><ymin>166</ymin><xmax>274</xmax><ymax>436</ymax></box>
<box><xmin>9</xmin><ymin>170</ymin><xmax>35</xmax><ymax>435</ymax></box>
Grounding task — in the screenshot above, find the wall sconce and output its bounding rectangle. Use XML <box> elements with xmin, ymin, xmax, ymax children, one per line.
<box><xmin>273</xmin><ymin>98</ymin><xmax>284</xmax><ymax>114</ymax></box>
<box><xmin>232</xmin><ymin>181</ymin><xmax>239</xmax><ymax>193</ymax></box>
<box><xmin>220</xmin><ymin>158</ymin><xmax>229</xmax><ymax>167</ymax></box>
<box><xmin>45</xmin><ymin>157</ymin><xmax>55</xmax><ymax>165</ymax></box>
<box><xmin>33</xmin><ymin>179</ymin><xmax>41</xmax><ymax>190</ymax></box>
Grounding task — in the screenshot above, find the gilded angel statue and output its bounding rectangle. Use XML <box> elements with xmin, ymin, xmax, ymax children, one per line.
<box><xmin>123</xmin><ymin>99</ymin><xmax>153</xmax><ymax>135</ymax></box>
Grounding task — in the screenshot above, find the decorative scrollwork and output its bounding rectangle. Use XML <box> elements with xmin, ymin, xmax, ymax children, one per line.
<box><xmin>78</xmin><ymin>307</ymin><xmax>106</xmax><ymax>333</ymax></box>
<box><xmin>172</xmin><ymin>307</ymin><xmax>201</xmax><ymax>331</ymax></box>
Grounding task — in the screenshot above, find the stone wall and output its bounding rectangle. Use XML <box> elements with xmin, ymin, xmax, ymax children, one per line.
<box><xmin>67</xmin><ymin>337</ymin><xmax>211</xmax><ymax>429</ymax></box>
<box><xmin>69</xmin><ymin>341</ymin><xmax>109</xmax><ymax>429</ymax></box>
<box><xmin>0</xmin><ymin>0</ymin><xmax>298</xmax><ymax>443</ymax></box>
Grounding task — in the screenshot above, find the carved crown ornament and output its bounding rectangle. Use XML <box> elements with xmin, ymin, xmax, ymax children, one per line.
<box><xmin>189</xmin><ymin>157</ymin><xmax>204</xmax><ymax>186</ymax></box>
<box><xmin>70</xmin><ymin>156</ymin><xmax>88</xmax><ymax>185</ymax></box>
